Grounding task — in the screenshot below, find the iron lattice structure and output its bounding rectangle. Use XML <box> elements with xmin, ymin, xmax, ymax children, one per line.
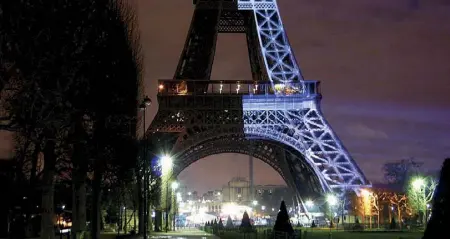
<box><xmin>148</xmin><ymin>0</ymin><xmax>370</xmax><ymax>208</ymax></box>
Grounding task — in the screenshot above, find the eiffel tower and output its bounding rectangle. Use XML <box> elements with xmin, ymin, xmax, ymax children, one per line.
<box><xmin>148</xmin><ymin>0</ymin><xmax>369</xmax><ymax>221</ymax></box>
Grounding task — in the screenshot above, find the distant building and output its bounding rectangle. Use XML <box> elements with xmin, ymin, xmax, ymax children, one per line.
<box><xmin>222</xmin><ymin>177</ymin><xmax>251</xmax><ymax>204</ymax></box>
<box><xmin>179</xmin><ymin>177</ymin><xmax>295</xmax><ymax>218</ymax></box>
<box><xmin>221</xmin><ymin>177</ymin><xmax>294</xmax><ymax>215</ymax></box>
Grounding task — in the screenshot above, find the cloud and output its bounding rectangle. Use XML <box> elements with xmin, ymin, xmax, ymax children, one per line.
<box><xmin>346</xmin><ymin>123</ymin><xmax>388</xmax><ymax>140</ymax></box>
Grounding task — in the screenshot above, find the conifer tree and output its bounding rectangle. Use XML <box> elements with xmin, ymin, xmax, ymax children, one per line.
<box><xmin>218</xmin><ymin>218</ymin><xmax>224</xmax><ymax>229</ymax></box>
<box><xmin>226</xmin><ymin>215</ymin><xmax>234</xmax><ymax>229</ymax></box>
<box><xmin>423</xmin><ymin>158</ymin><xmax>450</xmax><ymax>239</ymax></box>
<box><xmin>240</xmin><ymin>211</ymin><xmax>252</xmax><ymax>232</ymax></box>
<box><xmin>273</xmin><ymin>201</ymin><xmax>294</xmax><ymax>234</ymax></box>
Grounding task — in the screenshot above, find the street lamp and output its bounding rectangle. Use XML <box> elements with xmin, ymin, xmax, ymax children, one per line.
<box><xmin>252</xmin><ymin>200</ymin><xmax>258</xmax><ymax>206</ymax></box>
<box><xmin>160</xmin><ymin>155</ymin><xmax>174</xmax><ymax>233</ymax></box>
<box><xmin>59</xmin><ymin>204</ymin><xmax>66</xmax><ymax>239</ymax></box>
<box><xmin>326</xmin><ymin>194</ymin><xmax>338</xmax><ymax>237</ymax></box>
<box><xmin>139</xmin><ymin>96</ymin><xmax>152</xmax><ymax>239</ymax></box>
<box><xmin>305</xmin><ymin>200</ymin><xmax>314</xmax><ymax>226</ymax></box>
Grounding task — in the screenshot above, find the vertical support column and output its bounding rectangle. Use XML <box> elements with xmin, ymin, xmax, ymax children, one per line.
<box><xmin>246</xmin><ymin>13</ymin><xmax>266</xmax><ymax>82</ymax></box>
<box><xmin>252</xmin><ymin>7</ymin><xmax>305</xmax><ymax>87</ymax></box>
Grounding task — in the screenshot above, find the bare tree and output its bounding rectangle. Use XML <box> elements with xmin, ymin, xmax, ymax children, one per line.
<box><xmin>406</xmin><ymin>176</ymin><xmax>437</xmax><ymax>224</ymax></box>
<box><xmin>381</xmin><ymin>191</ymin><xmax>409</xmax><ymax>229</ymax></box>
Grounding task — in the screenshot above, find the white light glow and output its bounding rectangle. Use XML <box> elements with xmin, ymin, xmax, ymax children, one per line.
<box><xmin>161</xmin><ymin>155</ymin><xmax>173</xmax><ymax>175</ymax></box>
<box><xmin>412</xmin><ymin>178</ymin><xmax>425</xmax><ymax>190</ymax></box>
<box><xmin>327</xmin><ymin>194</ymin><xmax>338</xmax><ymax>206</ymax></box>
<box><xmin>171</xmin><ymin>181</ymin><xmax>179</xmax><ymax>190</ymax></box>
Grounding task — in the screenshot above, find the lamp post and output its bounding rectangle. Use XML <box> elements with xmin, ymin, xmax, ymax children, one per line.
<box><xmin>305</xmin><ymin>200</ymin><xmax>314</xmax><ymax>227</ymax></box>
<box><xmin>166</xmin><ymin>181</ymin><xmax>179</xmax><ymax>232</ymax></box>
<box><xmin>411</xmin><ymin>177</ymin><xmax>427</xmax><ymax>225</ymax></box>
<box><xmin>160</xmin><ymin>155</ymin><xmax>174</xmax><ymax>232</ymax></box>
<box><xmin>139</xmin><ymin>96</ymin><xmax>152</xmax><ymax>239</ymax></box>
<box><xmin>172</xmin><ymin>182</ymin><xmax>179</xmax><ymax>231</ymax></box>
<box><xmin>59</xmin><ymin>204</ymin><xmax>65</xmax><ymax>239</ymax></box>
<box><xmin>326</xmin><ymin>195</ymin><xmax>337</xmax><ymax>239</ymax></box>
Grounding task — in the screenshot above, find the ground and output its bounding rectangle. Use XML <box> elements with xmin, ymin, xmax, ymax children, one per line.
<box><xmin>218</xmin><ymin>229</ymin><xmax>424</xmax><ymax>239</ymax></box>
<box><xmin>98</xmin><ymin>228</ymin><xmax>424</xmax><ymax>239</ymax></box>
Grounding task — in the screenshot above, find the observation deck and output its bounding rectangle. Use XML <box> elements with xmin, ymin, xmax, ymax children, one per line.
<box><xmin>157</xmin><ymin>79</ymin><xmax>321</xmax><ymax>97</ymax></box>
<box><xmin>157</xmin><ymin>80</ymin><xmax>321</xmax><ymax>110</ymax></box>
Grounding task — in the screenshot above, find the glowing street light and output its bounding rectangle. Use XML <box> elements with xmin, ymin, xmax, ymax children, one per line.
<box><xmin>412</xmin><ymin>177</ymin><xmax>425</xmax><ymax>191</ymax></box>
<box><xmin>305</xmin><ymin>200</ymin><xmax>314</xmax><ymax>208</ymax></box>
<box><xmin>361</xmin><ymin>189</ymin><xmax>372</xmax><ymax>197</ymax></box>
<box><xmin>252</xmin><ymin>200</ymin><xmax>258</xmax><ymax>206</ymax></box>
<box><xmin>171</xmin><ymin>181</ymin><xmax>179</xmax><ymax>190</ymax></box>
<box><xmin>326</xmin><ymin>194</ymin><xmax>338</xmax><ymax>206</ymax></box>
<box><xmin>161</xmin><ymin>155</ymin><xmax>173</xmax><ymax>175</ymax></box>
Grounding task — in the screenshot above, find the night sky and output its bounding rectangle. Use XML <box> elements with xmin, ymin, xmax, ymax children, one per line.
<box><xmin>1</xmin><ymin>0</ymin><xmax>450</xmax><ymax>193</ymax></box>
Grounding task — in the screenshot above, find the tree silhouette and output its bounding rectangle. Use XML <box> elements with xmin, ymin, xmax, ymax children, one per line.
<box><xmin>226</xmin><ymin>215</ymin><xmax>234</xmax><ymax>229</ymax></box>
<box><xmin>273</xmin><ymin>200</ymin><xmax>294</xmax><ymax>234</ymax></box>
<box><xmin>218</xmin><ymin>218</ymin><xmax>224</xmax><ymax>229</ymax></box>
<box><xmin>240</xmin><ymin>211</ymin><xmax>252</xmax><ymax>232</ymax></box>
<box><xmin>423</xmin><ymin>158</ymin><xmax>450</xmax><ymax>238</ymax></box>
<box><xmin>383</xmin><ymin>158</ymin><xmax>423</xmax><ymax>190</ymax></box>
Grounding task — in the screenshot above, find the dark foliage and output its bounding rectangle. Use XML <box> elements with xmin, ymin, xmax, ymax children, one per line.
<box><xmin>273</xmin><ymin>201</ymin><xmax>293</xmax><ymax>234</ymax></box>
<box><xmin>1</xmin><ymin>0</ymin><xmax>142</xmax><ymax>238</ymax></box>
<box><xmin>390</xmin><ymin>217</ymin><xmax>397</xmax><ymax>230</ymax></box>
<box><xmin>423</xmin><ymin>158</ymin><xmax>450</xmax><ymax>238</ymax></box>
<box><xmin>311</xmin><ymin>220</ymin><xmax>316</xmax><ymax>228</ymax></box>
<box><xmin>80</xmin><ymin>1</ymin><xmax>141</xmax><ymax>238</ymax></box>
<box><xmin>353</xmin><ymin>217</ymin><xmax>363</xmax><ymax>230</ymax></box>
<box><xmin>383</xmin><ymin>158</ymin><xmax>423</xmax><ymax>190</ymax></box>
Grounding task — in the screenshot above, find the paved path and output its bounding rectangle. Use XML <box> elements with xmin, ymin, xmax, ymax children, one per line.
<box><xmin>150</xmin><ymin>228</ymin><xmax>219</xmax><ymax>239</ymax></box>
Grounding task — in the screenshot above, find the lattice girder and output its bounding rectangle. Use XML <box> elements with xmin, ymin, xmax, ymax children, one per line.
<box><xmin>150</xmin><ymin>95</ymin><xmax>369</xmax><ymax>194</ymax></box>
